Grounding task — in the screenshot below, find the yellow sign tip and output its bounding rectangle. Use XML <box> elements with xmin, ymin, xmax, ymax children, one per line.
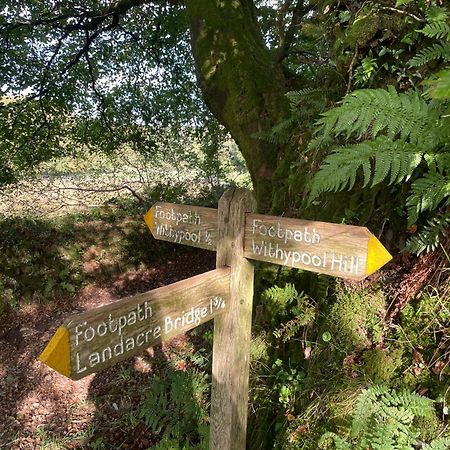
<box><xmin>39</xmin><ymin>326</ymin><xmax>71</xmax><ymax>378</ymax></box>
<box><xmin>144</xmin><ymin>206</ymin><xmax>155</xmax><ymax>232</ymax></box>
<box><xmin>366</xmin><ymin>235</ymin><xmax>392</xmax><ymax>275</ymax></box>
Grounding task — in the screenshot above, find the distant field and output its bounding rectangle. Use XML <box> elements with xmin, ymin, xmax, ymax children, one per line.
<box><xmin>0</xmin><ymin>146</ymin><xmax>250</xmax><ymax>217</ymax></box>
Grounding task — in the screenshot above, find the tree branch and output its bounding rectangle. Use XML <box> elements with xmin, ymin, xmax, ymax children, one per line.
<box><xmin>59</xmin><ymin>185</ymin><xmax>144</xmax><ymax>203</ymax></box>
<box><xmin>276</xmin><ymin>0</ymin><xmax>311</xmax><ymax>64</ymax></box>
<box><xmin>1</xmin><ymin>0</ymin><xmax>151</xmax><ymax>33</ymax></box>
<box><xmin>85</xmin><ymin>50</ymin><xmax>117</xmax><ymax>139</ymax></box>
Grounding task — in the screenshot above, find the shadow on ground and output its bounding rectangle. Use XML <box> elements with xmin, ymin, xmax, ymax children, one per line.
<box><xmin>0</xmin><ymin>211</ymin><xmax>216</xmax><ymax>449</ymax></box>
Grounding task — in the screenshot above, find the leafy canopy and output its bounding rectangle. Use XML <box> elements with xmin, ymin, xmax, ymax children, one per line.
<box><xmin>0</xmin><ymin>1</ymin><xmax>213</xmax><ymax>183</ymax></box>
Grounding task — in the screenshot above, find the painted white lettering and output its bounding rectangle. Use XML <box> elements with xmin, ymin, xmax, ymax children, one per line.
<box><xmin>89</xmin><ymin>352</ymin><xmax>100</xmax><ymax>367</ymax></box>
<box><xmin>125</xmin><ymin>337</ymin><xmax>135</xmax><ymax>352</ymax></box>
<box><xmin>85</xmin><ymin>326</ymin><xmax>95</xmax><ymax>342</ymax></box>
<box><xmin>113</xmin><ymin>336</ymin><xmax>124</xmax><ymax>356</ymax></box>
<box><xmin>76</xmin><ymin>352</ymin><xmax>87</xmax><ymax>373</ymax></box>
<box><xmin>97</xmin><ymin>322</ymin><xmax>107</xmax><ymax>336</ymax></box>
<box><xmin>74</xmin><ymin>323</ymin><xmax>86</xmax><ymax>346</ymax></box>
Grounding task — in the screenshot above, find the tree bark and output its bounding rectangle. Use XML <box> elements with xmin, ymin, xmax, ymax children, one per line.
<box><xmin>185</xmin><ymin>0</ymin><xmax>293</xmax><ymax>212</ymax></box>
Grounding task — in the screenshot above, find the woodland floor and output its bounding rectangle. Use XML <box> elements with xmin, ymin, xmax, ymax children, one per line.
<box><xmin>0</xmin><ymin>244</ymin><xmax>216</xmax><ymax>449</ymax></box>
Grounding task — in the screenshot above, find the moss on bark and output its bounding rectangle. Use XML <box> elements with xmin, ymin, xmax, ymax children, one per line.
<box><xmin>185</xmin><ymin>0</ymin><xmax>293</xmax><ymax>211</ymax></box>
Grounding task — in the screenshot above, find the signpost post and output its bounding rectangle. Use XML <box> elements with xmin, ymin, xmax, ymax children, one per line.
<box><xmin>40</xmin><ymin>187</ymin><xmax>392</xmax><ymax>449</ymax></box>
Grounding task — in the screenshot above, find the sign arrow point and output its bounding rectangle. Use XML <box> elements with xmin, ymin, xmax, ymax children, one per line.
<box><xmin>144</xmin><ymin>206</ymin><xmax>155</xmax><ymax>234</ymax></box>
<box><xmin>39</xmin><ymin>326</ymin><xmax>71</xmax><ymax>378</ymax></box>
<box><xmin>366</xmin><ymin>235</ymin><xmax>392</xmax><ymax>275</ymax></box>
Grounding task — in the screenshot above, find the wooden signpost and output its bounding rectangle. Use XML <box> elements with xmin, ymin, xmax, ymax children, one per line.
<box><xmin>144</xmin><ymin>202</ymin><xmax>218</xmax><ymax>250</ymax></box>
<box><xmin>244</xmin><ymin>213</ymin><xmax>392</xmax><ymax>280</ymax></box>
<box><xmin>39</xmin><ymin>268</ymin><xmax>230</xmax><ymax>379</ymax></box>
<box><xmin>40</xmin><ymin>188</ymin><xmax>392</xmax><ymax>449</ymax></box>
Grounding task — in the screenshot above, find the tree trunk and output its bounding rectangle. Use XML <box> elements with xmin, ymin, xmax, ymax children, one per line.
<box><xmin>185</xmin><ymin>0</ymin><xmax>293</xmax><ymax>212</ymax></box>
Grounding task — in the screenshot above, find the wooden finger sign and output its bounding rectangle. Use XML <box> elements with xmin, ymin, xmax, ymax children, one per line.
<box><xmin>39</xmin><ymin>268</ymin><xmax>230</xmax><ymax>380</ymax></box>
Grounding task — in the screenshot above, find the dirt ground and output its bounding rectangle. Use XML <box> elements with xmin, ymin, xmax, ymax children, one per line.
<box><xmin>0</xmin><ymin>249</ymin><xmax>216</xmax><ymax>449</ymax></box>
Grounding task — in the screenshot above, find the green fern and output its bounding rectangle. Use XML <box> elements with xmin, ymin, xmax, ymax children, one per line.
<box><xmin>419</xmin><ymin>21</ymin><xmax>450</xmax><ymax>41</ymax></box>
<box><xmin>319</xmin><ymin>387</ymin><xmax>441</xmax><ymax>450</ymax></box>
<box><xmin>254</xmin><ymin>87</ymin><xmax>331</xmax><ymax>144</ymax></box>
<box><xmin>310</xmin><ymin>87</ymin><xmax>437</xmax><ymax>145</ymax></box>
<box><xmin>263</xmin><ymin>283</ymin><xmax>316</xmax><ymax>341</ymax></box>
<box><xmin>273</xmin><ymin>298</ymin><xmax>316</xmax><ymax>342</ymax></box>
<box><xmin>422</xmin><ymin>437</ymin><xmax>450</xmax><ymax>450</ymax></box>
<box><xmin>426</xmin><ymin>67</ymin><xmax>450</xmax><ymax>99</ymax></box>
<box><xmin>139</xmin><ymin>370</ymin><xmax>210</xmax><ymax>447</ymax></box>
<box><xmin>425</xmin><ymin>5</ymin><xmax>448</xmax><ymax>24</ymax></box>
<box><xmin>406</xmin><ymin>171</ymin><xmax>450</xmax><ymax>225</ymax></box>
<box><xmin>409</xmin><ymin>7</ymin><xmax>450</xmax><ymax>68</ymax></box>
<box><xmin>406</xmin><ymin>212</ymin><xmax>450</xmax><ymax>255</ymax></box>
<box><xmin>409</xmin><ymin>43</ymin><xmax>450</xmax><ymax>67</ymax></box>
<box><xmin>308</xmin><ymin>79</ymin><xmax>449</xmax><ymax>253</ymax></box>
<box><xmin>252</xmin><ymin>115</ymin><xmax>299</xmax><ymax>145</ymax></box>
<box><xmin>263</xmin><ymin>283</ymin><xmax>299</xmax><ymax>310</ymax></box>
<box><xmin>309</xmin><ymin>137</ymin><xmax>423</xmax><ymax>201</ymax></box>
<box><xmin>318</xmin><ymin>432</ymin><xmax>351</xmax><ymax>450</ymax></box>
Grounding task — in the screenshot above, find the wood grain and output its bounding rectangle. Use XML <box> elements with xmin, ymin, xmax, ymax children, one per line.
<box><xmin>244</xmin><ymin>213</ymin><xmax>391</xmax><ymax>280</ymax></box>
<box><xmin>210</xmin><ymin>188</ymin><xmax>257</xmax><ymax>450</ymax></box>
<box><xmin>40</xmin><ymin>268</ymin><xmax>230</xmax><ymax>380</ymax></box>
<box><xmin>144</xmin><ymin>202</ymin><xmax>218</xmax><ymax>250</ymax></box>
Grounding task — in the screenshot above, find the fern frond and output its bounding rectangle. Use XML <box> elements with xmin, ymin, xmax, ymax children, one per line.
<box><xmin>309</xmin><ymin>137</ymin><xmax>423</xmax><ymax>201</ymax></box>
<box><xmin>395</xmin><ymin>389</ymin><xmax>434</xmax><ymax>418</ymax></box>
<box><xmin>263</xmin><ymin>283</ymin><xmax>299</xmax><ymax>308</ymax></box>
<box><xmin>422</xmin><ymin>437</ymin><xmax>450</xmax><ymax>450</ymax></box>
<box><xmin>426</xmin><ymin>67</ymin><xmax>450</xmax><ymax>100</ymax></box>
<box><xmin>409</xmin><ymin>43</ymin><xmax>450</xmax><ymax>67</ymax></box>
<box><xmin>321</xmin><ymin>387</ymin><xmax>443</xmax><ymax>449</ymax></box>
<box><xmin>406</xmin><ymin>211</ymin><xmax>450</xmax><ymax>255</ymax></box>
<box><xmin>252</xmin><ymin>116</ymin><xmax>298</xmax><ymax>144</ymax></box>
<box><xmin>419</xmin><ymin>21</ymin><xmax>450</xmax><ymax>40</ymax></box>
<box><xmin>406</xmin><ymin>171</ymin><xmax>450</xmax><ymax>225</ymax></box>
<box><xmin>286</xmin><ymin>88</ymin><xmax>324</xmax><ymax>107</ymax></box>
<box><xmin>425</xmin><ymin>152</ymin><xmax>450</xmax><ymax>172</ymax></box>
<box><xmin>350</xmin><ymin>387</ymin><xmax>383</xmax><ymax>437</ymax></box>
<box><xmin>318</xmin><ymin>432</ymin><xmax>351</xmax><ymax>450</ymax></box>
<box><xmin>425</xmin><ymin>6</ymin><xmax>448</xmax><ymax>24</ymax></box>
<box><xmin>312</xmin><ymin>87</ymin><xmax>435</xmax><ymax>145</ymax></box>
<box><xmin>273</xmin><ymin>296</ymin><xmax>316</xmax><ymax>342</ymax></box>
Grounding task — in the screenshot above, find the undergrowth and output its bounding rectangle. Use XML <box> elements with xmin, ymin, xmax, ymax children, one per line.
<box><xmin>1</xmin><ymin>187</ymin><xmax>448</xmax><ymax>450</ymax></box>
<box><xmin>0</xmin><ymin>184</ymin><xmax>220</xmax><ymax>314</ymax></box>
<box><xmin>247</xmin><ymin>271</ymin><xmax>449</xmax><ymax>450</ymax></box>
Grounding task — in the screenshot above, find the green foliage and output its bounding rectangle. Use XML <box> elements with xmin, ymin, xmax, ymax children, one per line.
<box><xmin>405</xmin><ymin>211</ymin><xmax>450</xmax><ymax>254</ymax></box>
<box><xmin>398</xmin><ymin>289</ymin><xmax>450</xmax><ymax>354</ymax></box>
<box><xmin>0</xmin><ymin>215</ymin><xmax>84</xmax><ymax>309</ymax></box>
<box><xmin>362</xmin><ymin>349</ymin><xmax>404</xmax><ymax>385</ymax></box>
<box><xmin>327</xmin><ymin>287</ymin><xmax>385</xmax><ymax>351</ymax></box>
<box><xmin>0</xmin><ymin>2</ymin><xmax>221</xmax><ymax>184</ymax></box>
<box><xmin>271</xmin><ymin>358</ymin><xmax>306</xmax><ymax>410</ymax></box>
<box><xmin>309</xmin><ymin>86</ymin><xmax>437</xmax><ymax>148</ymax></box>
<box><xmin>426</xmin><ymin>68</ymin><xmax>450</xmax><ymax>99</ymax></box>
<box><xmin>308</xmin><ymin>136</ymin><xmax>423</xmax><ymax>199</ymax></box>
<box><xmin>354</xmin><ymin>55</ymin><xmax>378</xmax><ymax>86</ymax></box>
<box><xmin>318</xmin><ymin>387</ymin><xmax>445</xmax><ymax>450</ymax></box>
<box><xmin>408</xmin><ymin>6</ymin><xmax>450</xmax><ymax>67</ymax></box>
<box><xmin>406</xmin><ymin>171</ymin><xmax>450</xmax><ymax>225</ymax></box>
<box><xmin>139</xmin><ymin>370</ymin><xmax>209</xmax><ymax>448</ymax></box>
<box><xmin>262</xmin><ymin>282</ymin><xmax>303</xmax><ymax>319</ymax></box>
<box><xmin>422</xmin><ymin>438</ymin><xmax>450</xmax><ymax>450</ymax></box>
<box><xmin>262</xmin><ymin>283</ymin><xmax>316</xmax><ymax>342</ymax></box>
<box><xmin>418</xmin><ymin>16</ymin><xmax>450</xmax><ymax>42</ymax></box>
<box><xmin>409</xmin><ymin>43</ymin><xmax>450</xmax><ymax>67</ymax></box>
<box><xmin>306</xmin><ymin>2</ymin><xmax>450</xmax><ymax>253</ymax></box>
<box><xmin>308</xmin><ymin>82</ymin><xmax>450</xmax><ymax>253</ymax></box>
